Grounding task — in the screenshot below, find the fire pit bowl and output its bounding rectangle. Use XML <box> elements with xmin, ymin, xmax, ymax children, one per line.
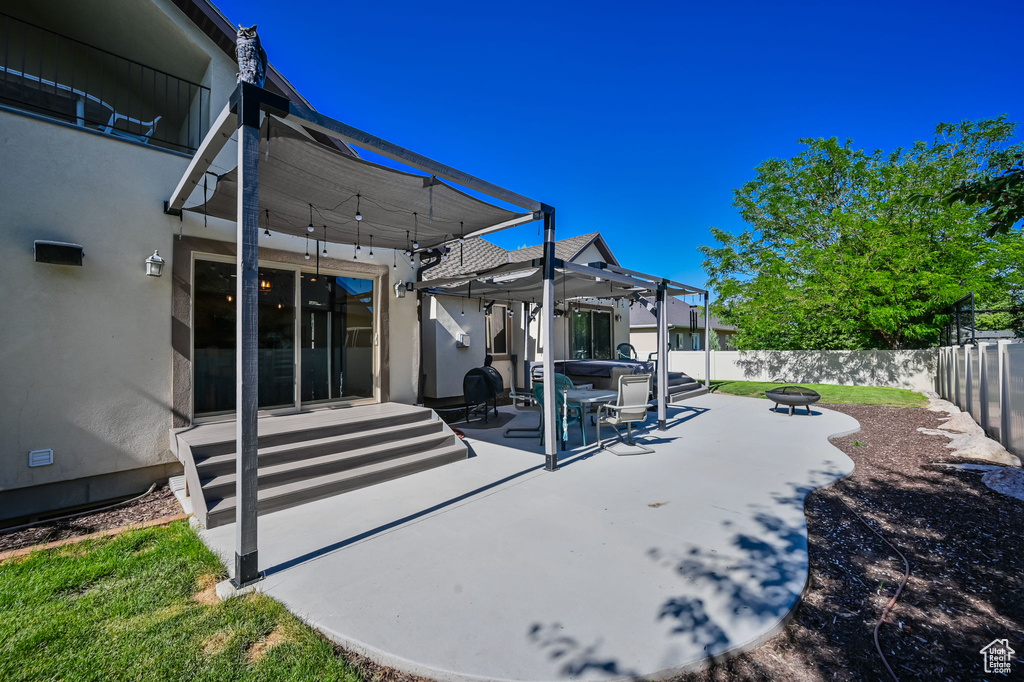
<box><xmin>764</xmin><ymin>386</ymin><xmax>821</xmax><ymax>416</ymax></box>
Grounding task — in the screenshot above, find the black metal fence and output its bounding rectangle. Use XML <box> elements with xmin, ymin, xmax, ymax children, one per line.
<box><xmin>939</xmin><ymin>293</ymin><xmax>1023</xmax><ymax>346</ymax></box>
<box><xmin>0</xmin><ymin>12</ymin><xmax>209</xmax><ymax>154</ymax></box>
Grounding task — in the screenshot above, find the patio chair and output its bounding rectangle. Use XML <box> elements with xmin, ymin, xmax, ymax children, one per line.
<box><xmin>596</xmin><ymin>374</ymin><xmax>654</xmax><ymax>455</ymax></box>
<box><xmin>504</xmin><ymin>368</ymin><xmax>542</xmax><ymax>439</ymax></box>
<box><xmin>533</xmin><ymin>373</ymin><xmax>585</xmax><ymax>450</ymax></box>
<box><xmin>616</xmin><ymin>342</ymin><xmax>638</xmax><ymax>360</ymax></box>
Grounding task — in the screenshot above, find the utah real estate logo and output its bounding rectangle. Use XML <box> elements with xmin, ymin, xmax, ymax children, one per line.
<box><xmin>980</xmin><ymin>638</ymin><xmax>1015</xmax><ymax>675</ymax></box>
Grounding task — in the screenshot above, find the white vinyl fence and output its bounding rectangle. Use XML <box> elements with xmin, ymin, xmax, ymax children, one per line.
<box><xmin>938</xmin><ymin>343</ymin><xmax>1024</xmax><ymax>459</ymax></box>
<box><xmin>668</xmin><ymin>349</ymin><xmax>937</xmax><ymax>393</ymax></box>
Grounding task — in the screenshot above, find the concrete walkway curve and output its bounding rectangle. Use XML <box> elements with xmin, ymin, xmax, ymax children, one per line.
<box><xmin>200</xmin><ymin>393</ymin><xmax>858</xmax><ymax>681</ymax></box>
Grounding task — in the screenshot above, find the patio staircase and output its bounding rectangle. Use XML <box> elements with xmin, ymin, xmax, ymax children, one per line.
<box><xmin>170</xmin><ymin>403</ymin><xmax>466</xmax><ymax>529</ymax></box>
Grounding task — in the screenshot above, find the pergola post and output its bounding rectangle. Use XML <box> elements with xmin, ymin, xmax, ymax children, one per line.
<box><xmin>656</xmin><ymin>283</ymin><xmax>669</xmax><ymax>430</ymax></box>
<box><xmin>704</xmin><ymin>292</ymin><xmax>711</xmax><ymax>389</ymax></box>
<box><xmin>233</xmin><ymin>86</ymin><xmax>261</xmax><ymax>589</ymax></box>
<box><xmin>541</xmin><ymin>208</ymin><xmax>558</xmax><ymax>471</ymax></box>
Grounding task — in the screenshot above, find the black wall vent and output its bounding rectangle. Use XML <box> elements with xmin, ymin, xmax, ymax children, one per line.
<box><xmin>34</xmin><ymin>241</ymin><xmax>84</xmax><ymax>266</ymax></box>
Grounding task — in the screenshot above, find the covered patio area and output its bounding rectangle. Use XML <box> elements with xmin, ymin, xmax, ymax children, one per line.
<box><xmin>200</xmin><ymin>393</ymin><xmax>858</xmax><ymax>681</ymax></box>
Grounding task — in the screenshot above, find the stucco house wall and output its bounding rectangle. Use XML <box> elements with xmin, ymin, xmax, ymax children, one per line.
<box><xmin>0</xmin><ymin>0</ymin><xmax>421</xmax><ymax>520</ymax></box>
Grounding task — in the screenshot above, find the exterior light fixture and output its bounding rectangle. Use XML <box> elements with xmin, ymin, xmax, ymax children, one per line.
<box><xmin>307</xmin><ymin>203</ymin><xmax>315</xmax><ymax>232</ymax></box>
<box><xmin>394</xmin><ymin>281</ymin><xmax>406</xmax><ymax>298</ymax></box>
<box><xmin>355</xmin><ymin>193</ymin><xmax>362</xmax><ymax>221</ymax></box>
<box><xmin>145</xmin><ymin>250</ymin><xmax>165</xmax><ymax>277</ymax></box>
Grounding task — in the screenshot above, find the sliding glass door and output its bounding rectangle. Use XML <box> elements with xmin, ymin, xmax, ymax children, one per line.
<box><xmin>300</xmin><ymin>274</ymin><xmax>375</xmax><ymax>403</ymax></box>
<box><xmin>571</xmin><ymin>309</ymin><xmax>613</xmax><ymax>360</ymax></box>
<box><xmin>193</xmin><ymin>257</ymin><xmax>376</xmax><ymax>418</ymax></box>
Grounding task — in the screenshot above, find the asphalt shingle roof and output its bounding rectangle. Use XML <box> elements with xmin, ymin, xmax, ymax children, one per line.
<box><xmin>423</xmin><ymin>232</ymin><xmax>607</xmax><ymax>281</ymax></box>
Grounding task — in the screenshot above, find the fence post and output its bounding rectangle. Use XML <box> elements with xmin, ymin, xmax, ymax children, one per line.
<box><xmin>999</xmin><ymin>340</ymin><xmax>1011</xmax><ymax>449</ymax></box>
<box><xmin>964</xmin><ymin>344</ymin><xmax>973</xmax><ymax>417</ymax></box>
<box><xmin>978</xmin><ymin>342</ymin><xmax>989</xmax><ymax>434</ymax></box>
<box><xmin>953</xmin><ymin>345</ymin><xmax>961</xmax><ymax>408</ymax></box>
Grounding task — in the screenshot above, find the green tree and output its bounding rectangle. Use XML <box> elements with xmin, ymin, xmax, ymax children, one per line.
<box><xmin>700</xmin><ymin>117</ymin><xmax>1024</xmax><ymax>350</ymax></box>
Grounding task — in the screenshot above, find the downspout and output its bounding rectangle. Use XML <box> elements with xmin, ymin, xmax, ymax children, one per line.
<box><xmin>415</xmin><ymin>247</ymin><xmax>446</xmax><ymax>405</ymax></box>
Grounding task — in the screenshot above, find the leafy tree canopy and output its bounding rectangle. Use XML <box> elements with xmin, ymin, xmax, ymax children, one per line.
<box><xmin>700</xmin><ymin>117</ymin><xmax>1024</xmax><ymax>350</ymax></box>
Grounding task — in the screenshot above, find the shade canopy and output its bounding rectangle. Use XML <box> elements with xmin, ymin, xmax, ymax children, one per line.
<box><xmin>186</xmin><ymin>116</ymin><xmax>533</xmax><ymax>251</ymax></box>
<box><xmin>416</xmin><ymin>259</ymin><xmax>696</xmax><ymax>302</ymax></box>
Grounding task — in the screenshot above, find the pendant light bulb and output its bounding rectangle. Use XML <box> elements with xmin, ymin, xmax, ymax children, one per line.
<box><xmin>307</xmin><ymin>204</ymin><xmax>315</xmax><ymax>232</ymax></box>
<box><xmin>322</xmin><ymin>246</ymin><xmax>328</xmax><ymax>257</ymax></box>
<box><xmin>355</xmin><ymin>193</ymin><xmax>363</xmax><ymax>221</ymax></box>
<box><xmin>413</xmin><ymin>241</ymin><xmax>419</xmax><ymax>249</ymax></box>
<box><xmin>264</xmin><ymin>228</ymin><xmax>271</xmax><ymax>237</ymax></box>
<box><xmin>305</xmin><ymin>252</ymin><xmax>311</xmax><ymax>260</ymax></box>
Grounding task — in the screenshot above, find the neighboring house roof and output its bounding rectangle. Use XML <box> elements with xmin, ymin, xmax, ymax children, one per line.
<box><xmin>509</xmin><ymin>232</ymin><xmax>618</xmax><ymax>265</ymax></box>
<box><xmin>423</xmin><ymin>232</ymin><xmax>619</xmax><ymax>282</ymax></box>
<box><xmin>629</xmin><ymin>295</ymin><xmax>736</xmax><ymax>332</ymax></box>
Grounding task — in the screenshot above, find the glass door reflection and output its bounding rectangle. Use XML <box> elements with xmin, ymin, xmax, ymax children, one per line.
<box><xmin>300</xmin><ymin>274</ymin><xmax>375</xmax><ymax>403</ymax></box>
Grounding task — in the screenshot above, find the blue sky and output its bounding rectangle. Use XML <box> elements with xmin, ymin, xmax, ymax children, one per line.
<box><xmin>216</xmin><ymin>0</ymin><xmax>1024</xmax><ymax>291</ymax></box>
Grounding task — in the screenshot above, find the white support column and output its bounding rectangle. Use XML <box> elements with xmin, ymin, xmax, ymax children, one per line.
<box><xmin>704</xmin><ymin>292</ymin><xmax>711</xmax><ymax>388</ymax></box>
<box><xmin>541</xmin><ymin>210</ymin><xmax>558</xmax><ymax>471</ymax></box>
<box><xmin>656</xmin><ymin>284</ymin><xmax>669</xmax><ymax>430</ymax></box>
<box><xmin>233</xmin><ymin>91</ymin><xmax>261</xmax><ymax>589</ymax></box>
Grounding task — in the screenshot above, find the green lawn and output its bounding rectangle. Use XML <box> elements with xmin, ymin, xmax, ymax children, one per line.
<box><xmin>0</xmin><ymin>522</ymin><xmax>365</xmax><ymax>681</ymax></box>
<box><xmin>707</xmin><ymin>380</ymin><xmax>927</xmax><ymax>407</ymax></box>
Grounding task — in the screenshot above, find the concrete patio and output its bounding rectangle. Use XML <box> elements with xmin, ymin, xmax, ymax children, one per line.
<box><xmin>199</xmin><ymin>393</ymin><xmax>858</xmax><ymax>681</ymax></box>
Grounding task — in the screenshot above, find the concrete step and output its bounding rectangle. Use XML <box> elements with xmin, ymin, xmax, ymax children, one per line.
<box><xmin>187</xmin><ymin>405</ymin><xmax>432</xmax><ymax>459</ymax></box>
<box><xmin>194</xmin><ymin>419</ymin><xmax>444</xmax><ymax>478</ymax></box>
<box><xmin>205</xmin><ymin>443</ymin><xmax>467</xmax><ymax>528</ymax></box>
<box><xmin>199</xmin><ymin>430</ymin><xmax>455</xmax><ymax>500</ymax></box>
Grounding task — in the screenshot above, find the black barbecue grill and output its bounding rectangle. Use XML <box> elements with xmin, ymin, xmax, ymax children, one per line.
<box><xmin>463</xmin><ymin>366</ymin><xmax>504</xmax><ymax>423</ymax></box>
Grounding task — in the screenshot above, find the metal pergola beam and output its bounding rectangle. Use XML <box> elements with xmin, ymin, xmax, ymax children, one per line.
<box><xmin>165</xmin><ymin>103</ymin><xmax>237</xmax><ymax>214</ymax></box>
<box><xmin>587</xmin><ymin>262</ymin><xmax>707</xmax><ymax>295</ymax></box>
<box><xmin>283</xmin><ymin>100</ymin><xmax>543</xmax><ymax>214</ymax></box>
<box><xmin>166</xmin><ymin>83</ymin><xmax>545</xmax><ymax>217</ymax></box>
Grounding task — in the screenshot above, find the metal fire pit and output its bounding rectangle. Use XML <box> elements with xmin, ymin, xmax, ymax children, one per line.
<box><xmin>765</xmin><ymin>386</ymin><xmax>821</xmax><ymax>416</ymax></box>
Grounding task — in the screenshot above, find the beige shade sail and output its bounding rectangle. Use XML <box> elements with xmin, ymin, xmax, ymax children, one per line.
<box><xmin>186</xmin><ymin>116</ymin><xmax>533</xmax><ymax>251</ymax></box>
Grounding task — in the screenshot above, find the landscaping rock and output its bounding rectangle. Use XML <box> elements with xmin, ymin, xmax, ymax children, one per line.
<box><xmin>917</xmin><ymin>427</ymin><xmax>1022</xmax><ymax>467</ymax></box>
<box><xmin>981</xmin><ymin>467</ymin><xmax>1024</xmax><ymax>503</ymax></box>
<box><xmin>927</xmin><ymin>397</ymin><xmax>960</xmax><ymax>416</ymax></box>
<box><xmin>936</xmin><ymin>411</ymin><xmax>984</xmax><ymax>435</ymax></box>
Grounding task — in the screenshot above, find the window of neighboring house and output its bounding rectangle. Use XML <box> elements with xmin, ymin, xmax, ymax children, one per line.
<box><xmin>571</xmin><ymin>309</ymin><xmax>612</xmax><ymax>359</ymax></box>
<box><xmin>486</xmin><ymin>305</ymin><xmax>508</xmax><ymax>356</ymax></box>
<box><xmin>692</xmin><ymin>333</ymin><xmax>702</xmax><ymax>351</ymax></box>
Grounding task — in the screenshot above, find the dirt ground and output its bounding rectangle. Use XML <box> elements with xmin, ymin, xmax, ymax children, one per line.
<box><xmin>0</xmin><ymin>485</ymin><xmax>181</xmax><ymax>553</ymax></box>
<box><xmin>672</xmin><ymin>404</ymin><xmax>1024</xmax><ymax>681</ymax></box>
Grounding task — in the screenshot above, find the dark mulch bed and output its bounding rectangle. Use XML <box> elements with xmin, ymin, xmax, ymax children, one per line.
<box><xmin>0</xmin><ymin>485</ymin><xmax>182</xmax><ymax>553</ymax></box>
<box><xmin>673</xmin><ymin>404</ymin><xmax>1024</xmax><ymax>681</ymax></box>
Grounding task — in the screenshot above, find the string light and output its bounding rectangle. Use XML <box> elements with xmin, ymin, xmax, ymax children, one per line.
<box><xmin>355</xmin><ymin>193</ymin><xmax>362</xmax><ymax>222</ymax></box>
<box><xmin>368</xmin><ymin>234</ymin><xmax>374</xmax><ymax>257</ymax></box>
<box><xmin>404</xmin><ymin>231</ymin><xmax>411</xmax><ymax>257</ymax></box>
<box><xmin>307</xmin><ymin>203</ymin><xmax>315</xmax><ymax>232</ymax></box>
<box><xmin>412</xmin><ymin>213</ymin><xmax>419</xmax><ymax>249</ymax></box>
<box><xmin>355</xmin><ymin>223</ymin><xmax>361</xmax><ymax>255</ymax></box>
<box><xmin>393</xmin><ymin>249</ymin><xmax>397</xmax><ymax>270</ymax></box>
<box><xmin>264</xmin><ymin>209</ymin><xmax>271</xmax><ymax>237</ymax></box>
<box><xmin>304</xmin><ymin>234</ymin><xmax>311</xmax><ymax>260</ymax></box>
<box><xmin>322</xmin><ymin>225</ymin><xmax>328</xmax><ymax>257</ymax></box>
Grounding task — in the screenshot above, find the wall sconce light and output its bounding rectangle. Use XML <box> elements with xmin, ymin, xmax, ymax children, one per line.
<box><xmin>394</xmin><ymin>280</ymin><xmax>406</xmax><ymax>298</ymax></box>
<box><xmin>145</xmin><ymin>250</ymin><xmax>165</xmax><ymax>277</ymax></box>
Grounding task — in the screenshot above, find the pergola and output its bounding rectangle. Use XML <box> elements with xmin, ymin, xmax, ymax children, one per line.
<box><xmin>164</xmin><ymin>82</ymin><xmax>708</xmax><ymax>589</ymax></box>
<box><xmin>415</xmin><ymin>259</ymin><xmax>711</xmax><ymax>426</ymax></box>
